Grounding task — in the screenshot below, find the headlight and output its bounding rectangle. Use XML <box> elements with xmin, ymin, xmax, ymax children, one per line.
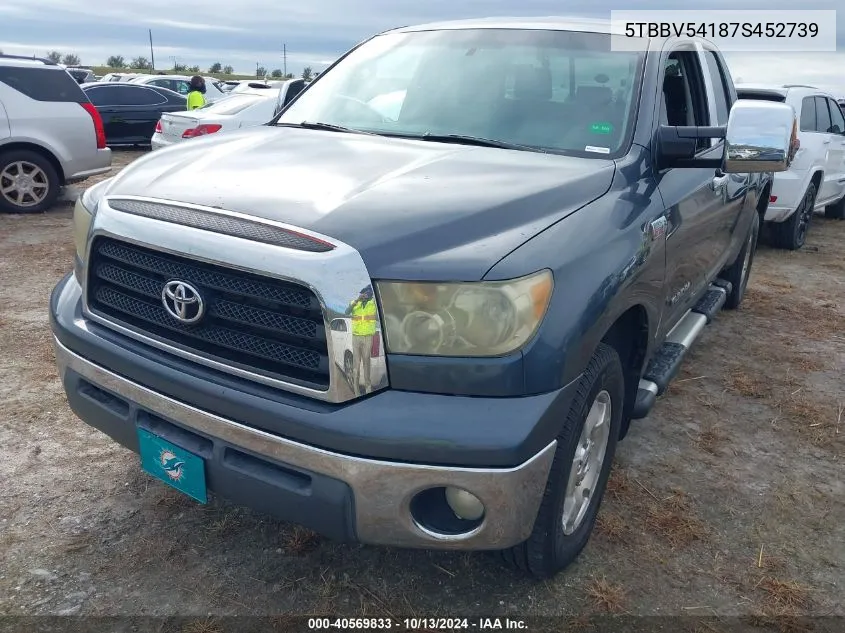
<box><xmin>376</xmin><ymin>270</ymin><xmax>553</xmax><ymax>357</ymax></box>
<box><xmin>73</xmin><ymin>178</ymin><xmax>112</xmax><ymax>263</ymax></box>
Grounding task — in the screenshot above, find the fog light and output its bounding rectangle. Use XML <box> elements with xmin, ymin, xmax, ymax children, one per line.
<box><xmin>445</xmin><ymin>487</ymin><xmax>485</xmax><ymax>521</ymax></box>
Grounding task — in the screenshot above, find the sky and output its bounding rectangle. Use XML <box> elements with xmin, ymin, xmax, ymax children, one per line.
<box><xmin>0</xmin><ymin>0</ymin><xmax>843</xmax><ymax>96</ymax></box>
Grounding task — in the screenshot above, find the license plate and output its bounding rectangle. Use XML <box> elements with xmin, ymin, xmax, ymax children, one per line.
<box><xmin>137</xmin><ymin>428</ymin><xmax>207</xmax><ymax>503</ymax></box>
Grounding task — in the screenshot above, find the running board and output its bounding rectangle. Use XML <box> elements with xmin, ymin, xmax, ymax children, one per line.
<box><xmin>631</xmin><ymin>281</ymin><xmax>730</xmax><ymax>420</ymax></box>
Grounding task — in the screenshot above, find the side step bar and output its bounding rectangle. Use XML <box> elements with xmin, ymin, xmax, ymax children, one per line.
<box><xmin>631</xmin><ymin>281</ymin><xmax>731</xmax><ymax>420</ymax></box>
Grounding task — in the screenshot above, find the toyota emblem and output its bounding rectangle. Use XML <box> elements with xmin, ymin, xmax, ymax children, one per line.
<box><xmin>162</xmin><ymin>280</ymin><xmax>205</xmax><ymax>324</ymax></box>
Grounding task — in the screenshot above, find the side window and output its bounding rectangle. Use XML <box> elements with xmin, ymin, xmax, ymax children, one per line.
<box><xmin>85</xmin><ymin>87</ymin><xmax>109</xmax><ymax>106</ymax></box>
<box><xmin>133</xmin><ymin>87</ymin><xmax>166</xmax><ymax>106</ymax></box>
<box><xmin>175</xmin><ymin>81</ymin><xmax>190</xmax><ymax>95</ymax></box>
<box><xmin>828</xmin><ymin>98</ymin><xmax>845</xmax><ymax>135</ymax></box>
<box><xmin>702</xmin><ymin>51</ymin><xmax>730</xmax><ymax>126</ymax></box>
<box><xmin>283</xmin><ymin>80</ymin><xmax>305</xmax><ymax>106</ymax></box>
<box><xmin>799</xmin><ymin>97</ymin><xmax>816</xmax><ymax>132</ymax></box>
<box><xmin>0</xmin><ymin>67</ymin><xmax>85</xmax><ymax>103</ymax></box>
<box><xmin>815</xmin><ymin>96</ymin><xmax>832</xmax><ymax>134</ymax></box>
<box><xmin>661</xmin><ymin>51</ymin><xmax>710</xmax><ymax>152</ymax></box>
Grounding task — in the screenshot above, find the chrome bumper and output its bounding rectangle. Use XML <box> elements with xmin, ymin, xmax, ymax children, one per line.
<box><xmin>53</xmin><ymin>336</ymin><xmax>556</xmax><ymax>550</ymax></box>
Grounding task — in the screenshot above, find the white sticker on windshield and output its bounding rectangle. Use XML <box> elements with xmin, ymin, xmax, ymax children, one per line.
<box><xmin>585</xmin><ymin>145</ymin><xmax>611</xmax><ymax>154</ymax></box>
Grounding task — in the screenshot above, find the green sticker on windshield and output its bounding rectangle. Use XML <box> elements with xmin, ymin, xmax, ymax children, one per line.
<box><xmin>590</xmin><ymin>122</ymin><xmax>613</xmax><ymax>134</ymax></box>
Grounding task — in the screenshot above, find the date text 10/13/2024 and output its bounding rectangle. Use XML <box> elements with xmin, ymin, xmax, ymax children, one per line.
<box><xmin>308</xmin><ymin>618</ymin><xmax>528</xmax><ymax>630</ymax></box>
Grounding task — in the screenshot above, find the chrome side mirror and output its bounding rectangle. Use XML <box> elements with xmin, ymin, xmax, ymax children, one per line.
<box><xmin>723</xmin><ymin>100</ymin><xmax>798</xmax><ymax>174</ymax></box>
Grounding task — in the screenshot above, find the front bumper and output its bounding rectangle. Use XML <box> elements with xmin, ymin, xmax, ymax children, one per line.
<box><xmin>51</xmin><ymin>273</ymin><xmax>570</xmax><ymax>550</ymax></box>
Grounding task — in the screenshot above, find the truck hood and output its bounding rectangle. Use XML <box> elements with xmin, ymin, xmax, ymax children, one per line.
<box><xmin>103</xmin><ymin>126</ymin><xmax>616</xmax><ymax>280</ymax></box>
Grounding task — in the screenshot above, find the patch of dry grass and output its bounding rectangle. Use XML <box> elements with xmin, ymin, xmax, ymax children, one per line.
<box><xmin>757</xmin><ymin>577</ymin><xmax>812</xmax><ymax>610</ymax></box>
<box><xmin>594</xmin><ymin>512</ymin><xmax>627</xmax><ymax>543</ymax></box>
<box><xmin>604</xmin><ymin>467</ymin><xmax>631</xmax><ymax>501</ymax></box>
<box><xmin>777</xmin><ymin>393</ymin><xmax>842</xmax><ymax>446</ymax></box>
<box><xmin>283</xmin><ymin>526</ymin><xmax>321</xmax><ymax>555</ymax></box>
<box><xmin>696</xmin><ymin>425</ymin><xmax>727</xmax><ymax>455</ymax></box>
<box><xmin>181</xmin><ymin>618</ymin><xmax>223</xmax><ymax>633</ymax></box>
<box><xmin>585</xmin><ymin>576</ymin><xmax>627</xmax><ymax>613</ymax></box>
<box><xmin>645</xmin><ymin>506</ymin><xmax>707</xmax><ymax>548</ymax></box>
<box><xmin>744</xmin><ymin>284</ymin><xmax>841</xmax><ymax>340</ymax></box>
<box><xmin>725</xmin><ymin>369</ymin><xmax>768</xmax><ymax>398</ymax></box>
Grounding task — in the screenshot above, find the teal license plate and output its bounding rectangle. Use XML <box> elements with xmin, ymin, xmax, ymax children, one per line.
<box><xmin>137</xmin><ymin>428</ymin><xmax>207</xmax><ymax>503</ymax></box>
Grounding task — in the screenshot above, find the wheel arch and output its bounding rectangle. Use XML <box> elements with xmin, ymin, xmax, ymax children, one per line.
<box><xmin>597</xmin><ymin>304</ymin><xmax>650</xmax><ymax>440</ymax></box>
<box><xmin>0</xmin><ymin>141</ymin><xmax>66</xmax><ymax>184</ymax></box>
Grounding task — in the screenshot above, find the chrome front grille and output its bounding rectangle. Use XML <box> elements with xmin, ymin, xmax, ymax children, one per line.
<box><xmin>86</xmin><ymin>237</ymin><xmax>330</xmax><ymax>389</ymax></box>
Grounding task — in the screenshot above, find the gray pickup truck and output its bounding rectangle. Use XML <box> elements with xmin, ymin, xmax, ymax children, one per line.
<box><xmin>50</xmin><ymin>17</ymin><xmax>797</xmax><ymax>578</ymax></box>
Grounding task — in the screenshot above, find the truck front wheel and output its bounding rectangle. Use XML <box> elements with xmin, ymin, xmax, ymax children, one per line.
<box><xmin>500</xmin><ymin>342</ymin><xmax>624</xmax><ymax>578</ymax></box>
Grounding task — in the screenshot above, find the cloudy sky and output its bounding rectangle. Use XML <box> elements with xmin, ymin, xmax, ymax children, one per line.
<box><xmin>1</xmin><ymin>0</ymin><xmax>843</xmax><ymax>95</ymax></box>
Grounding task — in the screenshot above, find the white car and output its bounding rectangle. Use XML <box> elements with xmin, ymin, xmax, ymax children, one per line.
<box><xmin>151</xmin><ymin>92</ymin><xmax>278</xmax><ymax>150</ymax></box>
<box><xmin>736</xmin><ymin>84</ymin><xmax>845</xmax><ymax>248</ymax></box>
<box><xmin>129</xmin><ymin>74</ymin><xmax>227</xmax><ymax>103</ymax></box>
<box><xmin>100</xmin><ymin>72</ymin><xmax>144</xmax><ymax>83</ymax></box>
<box><xmin>328</xmin><ymin>318</ymin><xmax>387</xmax><ymax>392</ymax></box>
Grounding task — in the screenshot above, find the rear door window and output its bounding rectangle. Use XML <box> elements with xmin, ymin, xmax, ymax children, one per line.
<box><xmin>0</xmin><ymin>66</ymin><xmax>85</xmax><ymax>102</ymax></box>
<box><xmin>132</xmin><ymin>87</ymin><xmax>167</xmax><ymax>105</ymax></box>
<box><xmin>815</xmin><ymin>96</ymin><xmax>832</xmax><ymax>134</ymax></box>
<box><xmin>827</xmin><ymin>98</ymin><xmax>845</xmax><ymax>134</ymax></box>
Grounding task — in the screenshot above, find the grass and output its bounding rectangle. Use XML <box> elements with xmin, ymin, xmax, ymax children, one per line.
<box><xmin>283</xmin><ymin>526</ymin><xmax>321</xmax><ymax>555</ymax></box>
<box><xmin>585</xmin><ymin>577</ymin><xmax>627</xmax><ymax>613</ymax></box>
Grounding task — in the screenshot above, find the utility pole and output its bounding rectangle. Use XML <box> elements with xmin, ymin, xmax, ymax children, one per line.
<box><xmin>283</xmin><ymin>43</ymin><xmax>287</xmax><ymax>78</ymax></box>
<box><xmin>148</xmin><ymin>29</ymin><xmax>155</xmax><ymax>73</ymax></box>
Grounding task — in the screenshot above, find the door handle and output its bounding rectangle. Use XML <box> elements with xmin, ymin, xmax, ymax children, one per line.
<box><xmin>822</xmin><ymin>139</ymin><xmax>831</xmax><ymax>145</ymax></box>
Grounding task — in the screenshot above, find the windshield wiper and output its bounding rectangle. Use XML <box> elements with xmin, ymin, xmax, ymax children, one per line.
<box><xmin>276</xmin><ymin>121</ymin><xmax>374</xmax><ymax>135</ymax></box>
<box><xmin>384</xmin><ymin>132</ymin><xmax>544</xmax><ymax>153</ymax></box>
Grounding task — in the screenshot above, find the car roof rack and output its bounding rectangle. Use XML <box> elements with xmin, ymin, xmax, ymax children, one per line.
<box><xmin>782</xmin><ymin>84</ymin><xmax>818</xmax><ymax>89</ymax></box>
<box><xmin>0</xmin><ymin>53</ymin><xmax>58</xmax><ymax>66</ymax></box>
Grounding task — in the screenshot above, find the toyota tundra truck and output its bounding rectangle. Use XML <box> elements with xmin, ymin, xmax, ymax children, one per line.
<box><xmin>50</xmin><ymin>18</ymin><xmax>796</xmax><ymax>578</ymax></box>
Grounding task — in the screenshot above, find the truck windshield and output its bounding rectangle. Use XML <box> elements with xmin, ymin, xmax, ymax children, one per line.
<box><xmin>277</xmin><ymin>28</ymin><xmax>644</xmax><ymax>156</ymax></box>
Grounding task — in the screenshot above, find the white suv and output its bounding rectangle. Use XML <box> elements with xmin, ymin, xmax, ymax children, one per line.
<box><xmin>0</xmin><ymin>54</ymin><xmax>111</xmax><ymax>213</ymax></box>
<box><xmin>736</xmin><ymin>84</ymin><xmax>845</xmax><ymax>249</ymax></box>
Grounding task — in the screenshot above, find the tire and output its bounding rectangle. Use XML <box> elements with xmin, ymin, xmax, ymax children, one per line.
<box><xmin>825</xmin><ymin>196</ymin><xmax>845</xmax><ymax>220</ymax></box>
<box><xmin>0</xmin><ymin>150</ymin><xmax>61</xmax><ymax>214</ymax></box>
<box><xmin>499</xmin><ymin>342</ymin><xmax>624</xmax><ymax>579</ymax></box>
<box><xmin>770</xmin><ymin>182</ymin><xmax>816</xmax><ymax>250</ymax></box>
<box><xmin>721</xmin><ymin>211</ymin><xmax>759</xmax><ymax>310</ymax></box>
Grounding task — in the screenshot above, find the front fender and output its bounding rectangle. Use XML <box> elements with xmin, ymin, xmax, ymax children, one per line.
<box><xmin>485</xmin><ymin>147</ymin><xmax>666</xmax><ymax>393</ymax></box>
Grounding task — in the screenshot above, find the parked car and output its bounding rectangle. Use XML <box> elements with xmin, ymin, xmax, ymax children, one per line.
<box><xmin>99</xmin><ymin>72</ymin><xmax>144</xmax><ymax>83</ymax></box>
<box><xmin>65</xmin><ymin>67</ymin><xmax>96</xmax><ymax>84</ymax></box>
<box><xmin>81</xmin><ymin>82</ymin><xmax>187</xmax><ymax>146</ymax></box>
<box><xmin>52</xmin><ymin>17</ymin><xmax>795</xmax><ymax>578</ymax></box>
<box><xmin>129</xmin><ymin>74</ymin><xmax>227</xmax><ymax>103</ymax></box>
<box><xmin>0</xmin><ymin>54</ymin><xmax>110</xmax><ymax>213</ymax></box>
<box><xmin>737</xmin><ymin>84</ymin><xmax>845</xmax><ymax>234</ymax></box>
<box><xmin>151</xmin><ymin>92</ymin><xmax>278</xmax><ymax>150</ymax></box>
<box><xmin>272</xmin><ymin>78</ymin><xmax>308</xmax><ymax>113</ymax></box>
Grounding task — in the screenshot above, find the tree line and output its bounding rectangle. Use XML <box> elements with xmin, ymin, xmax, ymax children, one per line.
<box><xmin>39</xmin><ymin>51</ymin><xmax>316</xmax><ymax>79</ymax></box>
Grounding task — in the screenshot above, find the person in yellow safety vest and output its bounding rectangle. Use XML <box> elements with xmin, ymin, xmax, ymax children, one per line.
<box><xmin>346</xmin><ymin>285</ymin><xmax>378</xmax><ymax>395</ymax></box>
<box><xmin>187</xmin><ymin>76</ymin><xmax>207</xmax><ymax>110</ymax></box>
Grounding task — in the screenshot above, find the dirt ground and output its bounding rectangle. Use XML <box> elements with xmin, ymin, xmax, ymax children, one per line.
<box><xmin>1</xmin><ymin>150</ymin><xmax>843</xmax><ymax>630</ymax></box>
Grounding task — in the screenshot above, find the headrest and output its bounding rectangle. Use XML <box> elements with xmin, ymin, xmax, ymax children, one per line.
<box><xmin>573</xmin><ymin>85</ymin><xmax>613</xmax><ymax>106</ymax></box>
<box><xmin>512</xmin><ymin>64</ymin><xmax>552</xmax><ymax>101</ymax></box>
